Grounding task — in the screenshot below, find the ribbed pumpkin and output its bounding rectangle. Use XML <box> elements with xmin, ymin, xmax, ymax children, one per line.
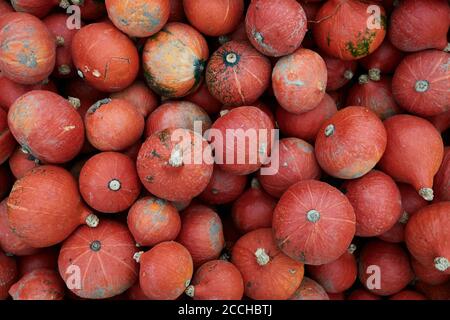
<box><xmin>9</xmin><ymin>269</ymin><xmax>64</xmax><ymax>300</ymax></box>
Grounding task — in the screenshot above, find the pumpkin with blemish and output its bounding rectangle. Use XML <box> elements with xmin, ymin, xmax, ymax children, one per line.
<box><xmin>143</xmin><ymin>22</ymin><xmax>209</xmax><ymax>98</ymax></box>
<box><xmin>0</xmin><ymin>251</ymin><xmax>17</xmax><ymax>299</ymax></box>
<box><xmin>111</xmin><ymin>81</ymin><xmax>159</xmax><ymax>118</ymax></box>
<box><xmin>9</xmin><ymin>269</ymin><xmax>64</xmax><ymax>300</ymax></box>
<box><xmin>206</xmin><ymin>41</ymin><xmax>270</xmax><ymax>107</ymax></box>
<box><xmin>272</xmin><ymin>48</ymin><xmax>327</xmax><ymax>114</ymax></box>
<box><xmin>58</xmin><ymin>220</ymin><xmax>138</xmax><ymax>299</ymax></box>
<box><xmin>10</xmin><ymin>0</ymin><xmax>69</xmax><ymax>18</ymax></box>
<box><xmin>185</xmin><ymin>81</ymin><xmax>222</xmax><ymax>115</ymax></box>
<box><xmin>0</xmin><ymin>13</ymin><xmax>56</xmax><ymax>85</ymax></box>
<box><xmin>0</xmin><ymin>108</ymin><xmax>15</xmax><ymax>165</ymax></box>
<box><xmin>359</xmin><ymin>39</ymin><xmax>404</xmax><ymax>80</ymax></box>
<box><xmin>245</xmin><ymin>0</ymin><xmax>307</xmax><ymax>57</ymax></box>
<box><xmin>72</xmin><ymin>22</ymin><xmax>139</xmax><ymax>92</ymax></box>
<box><xmin>105</xmin><ymin>0</ymin><xmax>170</xmax><ymax>38</ymax></box>
<box><xmin>313</xmin><ymin>0</ymin><xmax>386</xmax><ymax>60</ymax></box>
<box><xmin>289</xmin><ymin>277</ymin><xmax>330</xmax><ymax>300</ymax></box>
<box><xmin>8</xmin><ymin>90</ymin><xmax>84</xmax><ymax>164</ymax></box>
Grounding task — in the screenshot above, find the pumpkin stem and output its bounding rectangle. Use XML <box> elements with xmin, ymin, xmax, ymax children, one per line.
<box><xmin>306</xmin><ymin>209</ymin><xmax>320</xmax><ymax>223</ymax></box>
<box><xmin>58</xmin><ymin>65</ymin><xmax>71</xmax><ymax>76</ymax></box>
<box><xmin>368</xmin><ymin>69</ymin><xmax>381</xmax><ymax>81</ymax></box>
<box><xmin>226</xmin><ymin>52</ymin><xmax>238</xmax><ymax>64</ymax></box>
<box><xmin>444</xmin><ymin>43</ymin><xmax>450</xmax><ymax>53</ymax></box>
<box><xmin>415</xmin><ymin>80</ymin><xmax>429</xmax><ymax>93</ymax></box>
<box><xmin>133</xmin><ymin>251</ymin><xmax>144</xmax><ymax>263</ymax></box>
<box><xmin>77</xmin><ymin>69</ymin><xmax>85</xmax><ymax>79</ymax></box>
<box><xmin>434</xmin><ymin>257</ymin><xmax>449</xmax><ymax>272</ymax></box>
<box><xmin>255</xmin><ymin>248</ymin><xmax>270</xmax><ymax>266</ymax></box>
<box><xmin>108</xmin><ymin>179</ymin><xmax>121</xmax><ymax>191</ymax></box>
<box><xmin>324</xmin><ymin>124</ymin><xmax>335</xmax><ymax>137</ymax></box>
<box><xmin>220</xmin><ymin>252</ymin><xmax>230</xmax><ymax>261</ymax></box>
<box><xmin>89</xmin><ymin>98</ymin><xmax>111</xmax><ymax>113</ymax></box>
<box><xmin>90</xmin><ymin>240</ymin><xmax>101</xmax><ymax>252</ymax></box>
<box><xmin>71</xmin><ymin>0</ymin><xmax>84</xmax><ymax>5</ymax></box>
<box><xmin>344</xmin><ymin>70</ymin><xmax>354</xmax><ymax>80</ymax></box>
<box><xmin>358</xmin><ymin>74</ymin><xmax>369</xmax><ymax>84</ymax></box>
<box><xmin>348</xmin><ymin>244</ymin><xmax>357</xmax><ymax>254</ymax></box>
<box><xmin>251</xmin><ymin>178</ymin><xmax>261</xmax><ymax>189</ymax></box>
<box><xmin>185</xmin><ymin>285</ymin><xmax>195</xmax><ymax>298</ymax></box>
<box><xmin>219</xmin><ymin>110</ymin><xmax>229</xmax><ymax>117</ymax></box>
<box><xmin>85</xmin><ymin>214</ymin><xmax>99</xmax><ymax>228</ymax></box>
<box><xmin>56</xmin><ymin>36</ymin><xmax>65</xmax><ymax>47</ymax></box>
<box><xmin>218</xmin><ymin>35</ymin><xmax>230</xmax><ymax>45</ymax></box>
<box><xmin>168</xmin><ymin>144</ymin><xmax>184</xmax><ymax>167</ymax></box>
<box><xmin>399</xmin><ymin>211</ymin><xmax>409</xmax><ymax>224</ymax></box>
<box><xmin>59</xmin><ymin>0</ymin><xmax>70</xmax><ymax>9</ymax></box>
<box><xmin>67</xmin><ymin>96</ymin><xmax>80</xmax><ymax>109</ymax></box>
<box><xmin>419</xmin><ymin>187</ymin><xmax>434</xmax><ymax>201</ymax></box>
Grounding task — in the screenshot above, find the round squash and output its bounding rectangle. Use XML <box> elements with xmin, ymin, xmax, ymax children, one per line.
<box><xmin>9</xmin><ymin>268</ymin><xmax>63</xmax><ymax>300</ymax></box>
<box><xmin>434</xmin><ymin>147</ymin><xmax>450</xmax><ymax>201</ymax></box>
<box><xmin>18</xmin><ymin>248</ymin><xmax>58</xmax><ymax>276</ymax></box>
<box><xmin>111</xmin><ymin>81</ymin><xmax>159</xmax><ymax>118</ymax></box>
<box><xmin>289</xmin><ymin>277</ymin><xmax>330</xmax><ymax>300</ymax></box>
<box><xmin>323</xmin><ymin>54</ymin><xmax>357</xmax><ymax>91</ymax></box>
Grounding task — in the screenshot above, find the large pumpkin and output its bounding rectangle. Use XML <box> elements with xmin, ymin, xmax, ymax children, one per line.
<box><xmin>9</xmin><ymin>269</ymin><xmax>64</xmax><ymax>300</ymax></box>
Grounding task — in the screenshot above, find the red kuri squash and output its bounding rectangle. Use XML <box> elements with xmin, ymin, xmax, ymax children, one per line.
<box><xmin>289</xmin><ymin>277</ymin><xmax>330</xmax><ymax>300</ymax></box>
<box><xmin>323</xmin><ymin>54</ymin><xmax>357</xmax><ymax>91</ymax></box>
<box><xmin>0</xmin><ymin>108</ymin><xmax>15</xmax><ymax>165</ymax></box>
<box><xmin>18</xmin><ymin>247</ymin><xmax>58</xmax><ymax>276</ymax></box>
<box><xmin>9</xmin><ymin>268</ymin><xmax>64</xmax><ymax>300</ymax></box>
<box><xmin>111</xmin><ymin>81</ymin><xmax>159</xmax><ymax>118</ymax></box>
<box><xmin>0</xmin><ymin>251</ymin><xmax>17</xmax><ymax>300</ymax></box>
<box><xmin>434</xmin><ymin>147</ymin><xmax>450</xmax><ymax>202</ymax></box>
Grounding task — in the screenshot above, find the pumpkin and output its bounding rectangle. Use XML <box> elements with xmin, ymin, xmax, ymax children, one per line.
<box><xmin>8</xmin><ymin>147</ymin><xmax>39</xmax><ymax>179</ymax></box>
<box><xmin>434</xmin><ymin>148</ymin><xmax>450</xmax><ymax>201</ymax></box>
<box><xmin>18</xmin><ymin>248</ymin><xmax>58</xmax><ymax>276</ymax></box>
<box><xmin>218</xmin><ymin>20</ymin><xmax>247</xmax><ymax>45</ymax></box>
<box><xmin>79</xmin><ymin>152</ymin><xmax>141</xmax><ymax>214</ymax></box>
<box><xmin>323</xmin><ymin>54</ymin><xmax>357</xmax><ymax>91</ymax></box>
<box><xmin>206</xmin><ymin>41</ymin><xmax>271</xmax><ymax>107</ymax></box>
<box><xmin>0</xmin><ymin>108</ymin><xmax>15</xmax><ymax>165</ymax></box>
<box><xmin>390</xmin><ymin>290</ymin><xmax>427</xmax><ymax>301</ymax></box>
<box><xmin>10</xmin><ymin>0</ymin><xmax>69</xmax><ymax>18</ymax></box>
<box><xmin>392</xmin><ymin>50</ymin><xmax>450</xmax><ymax>116</ymax></box>
<box><xmin>289</xmin><ymin>277</ymin><xmax>330</xmax><ymax>300</ymax></box>
<box><xmin>379</xmin><ymin>115</ymin><xmax>444</xmax><ymax>201</ymax></box>
<box><xmin>145</xmin><ymin>101</ymin><xmax>211</xmax><ymax>137</ymax></box>
<box><xmin>388</xmin><ymin>0</ymin><xmax>450</xmax><ymax>52</ymax></box>
<box><xmin>64</xmin><ymin>77</ymin><xmax>107</xmax><ymax>119</ymax></box>
<box><xmin>428</xmin><ymin>111</ymin><xmax>450</xmax><ymax>134</ymax></box>
<box><xmin>0</xmin><ymin>13</ymin><xmax>56</xmax><ymax>85</ymax></box>
<box><xmin>168</xmin><ymin>0</ymin><xmax>185</xmax><ymax>22</ymax></box>
<box><xmin>127</xmin><ymin>196</ymin><xmax>181</xmax><ymax>247</ymax></box>
<box><xmin>7</xmin><ymin>166</ymin><xmax>99</xmax><ymax>248</ymax></box>
<box><xmin>273</xmin><ymin>180</ymin><xmax>356</xmax><ymax>265</ymax></box>
<box><xmin>231</xmin><ymin>179</ymin><xmax>276</xmax><ymax>234</ymax></box>
<box><xmin>245</xmin><ymin>0</ymin><xmax>307</xmax><ymax>57</ymax></box>
<box><xmin>346</xmin><ymin>75</ymin><xmax>402</xmax><ymax>120</ymax></box>
<box><xmin>125</xmin><ymin>282</ymin><xmax>149</xmax><ymax>300</ymax></box>
<box><xmin>0</xmin><ymin>1</ymin><xmax>13</xmax><ymax>17</ymax></box>
<box><xmin>359</xmin><ymin>240</ymin><xmax>414</xmax><ymax>296</ymax></box>
<box><xmin>137</xmin><ymin>128</ymin><xmax>214</xmax><ymax>202</ymax></box>
<box><xmin>315</xmin><ymin>107</ymin><xmax>387</xmax><ymax>179</ymax></box>
<box><xmin>272</xmin><ymin>48</ymin><xmax>327</xmax><ymax>114</ymax></box>
<box><xmin>313</xmin><ymin>0</ymin><xmax>386</xmax><ymax>60</ymax></box>
<box><xmin>231</xmin><ymin>228</ymin><xmax>304</xmax><ymax>300</ymax></box>
<box><xmin>74</xmin><ymin>0</ymin><xmax>106</xmax><ymax>21</ymax></box>
<box><xmin>135</xmin><ymin>241</ymin><xmax>193</xmax><ymax>300</ymax></box>
<box><xmin>185</xmin><ymin>82</ymin><xmax>222</xmax><ymax>115</ymax></box>
<box><xmin>85</xmin><ymin>98</ymin><xmax>145</xmax><ymax>151</ymax></box>
<box><xmin>111</xmin><ymin>81</ymin><xmax>159</xmax><ymax>118</ymax></box>
<box><xmin>415</xmin><ymin>281</ymin><xmax>450</xmax><ymax>301</ymax></box>
<box><xmin>72</xmin><ymin>22</ymin><xmax>139</xmax><ymax>92</ymax></box>
<box><xmin>0</xmin><ymin>165</ymin><xmax>12</xmax><ymax>200</ymax></box>
<box><xmin>0</xmin><ymin>251</ymin><xmax>17</xmax><ymax>299</ymax></box>
<box><xmin>347</xmin><ymin>289</ymin><xmax>381</xmax><ymax>300</ymax></box>
<box><xmin>221</xmin><ymin>100</ymin><xmax>276</xmax><ymax>126</ymax></box>
<box><xmin>143</xmin><ymin>22</ymin><xmax>209</xmax><ymax>98</ymax></box>
<box><xmin>258</xmin><ymin>138</ymin><xmax>321</xmax><ymax>198</ymax></box>
<box><xmin>411</xmin><ymin>258</ymin><xmax>450</xmax><ymax>286</ymax></box>
<box><xmin>185</xmin><ymin>260</ymin><xmax>244</xmax><ymax>300</ymax></box>
<box><xmin>276</xmin><ymin>93</ymin><xmax>337</xmax><ymax>143</ymax></box>
<box><xmin>0</xmin><ymin>73</ymin><xmax>28</xmax><ymax>110</ymax></box>
<box><xmin>9</xmin><ymin>268</ymin><xmax>64</xmax><ymax>300</ymax></box>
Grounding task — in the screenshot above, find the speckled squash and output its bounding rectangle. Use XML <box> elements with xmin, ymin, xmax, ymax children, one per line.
<box><xmin>9</xmin><ymin>268</ymin><xmax>64</xmax><ymax>300</ymax></box>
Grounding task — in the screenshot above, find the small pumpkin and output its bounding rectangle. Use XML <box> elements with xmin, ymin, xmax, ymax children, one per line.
<box><xmin>347</xmin><ymin>289</ymin><xmax>381</xmax><ymax>300</ymax></box>
<box><xmin>411</xmin><ymin>258</ymin><xmax>450</xmax><ymax>286</ymax></box>
<box><xmin>185</xmin><ymin>81</ymin><xmax>222</xmax><ymax>115</ymax></box>
<box><xmin>289</xmin><ymin>277</ymin><xmax>330</xmax><ymax>300</ymax></box>
<box><xmin>9</xmin><ymin>268</ymin><xmax>63</xmax><ymax>300</ymax></box>
<box><xmin>8</xmin><ymin>147</ymin><xmax>40</xmax><ymax>179</ymax></box>
<box><xmin>111</xmin><ymin>81</ymin><xmax>159</xmax><ymax>118</ymax></box>
<box><xmin>323</xmin><ymin>54</ymin><xmax>357</xmax><ymax>91</ymax></box>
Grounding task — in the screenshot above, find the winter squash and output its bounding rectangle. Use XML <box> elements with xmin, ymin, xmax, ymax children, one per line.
<box><xmin>231</xmin><ymin>228</ymin><xmax>304</xmax><ymax>300</ymax></box>
<box><xmin>276</xmin><ymin>93</ymin><xmax>337</xmax><ymax>143</ymax></box>
<box><xmin>8</xmin><ymin>148</ymin><xmax>39</xmax><ymax>180</ymax></box>
<box><xmin>184</xmin><ymin>0</ymin><xmax>244</xmax><ymax>36</ymax></box>
<box><xmin>347</xmin><ymin>289</ymin><xmax>381</xmax><ymax>300</ymax></box>
<box><xmin>111</xmin><ymin>82</ymin><xmax>159</xmax><ymax>118</ymax></box>
<box><xmin>0</xmin><ymin>165</ymin><xmax>12</xmax><ymax>200</ymax></box>
<box><xmin>405</xmin><ymin>202</ymin><xmax>450</xmax><ymax>274</ymax></box>
<box><xmin>185</xmin><ymin>82</ymin><xmax>222</xmax><ymax>115</ymax></box>
<box><xmin>79</xmin><ymin>152</ymin><xmax>141</xmax><ymax>213</ymax></box>
<box><xmin>10</xmin><ymin>0</ymin><xmax>69</xmax><ymax>18</ymax></box>
<box><xmin>323</xmin><ymin>54</ymin><xmax>357</xmax><ymax>91</ymax></box>
<box><xmin>273</xmin><ymin>180</ymin><xmax>356</xmax><ymax>265</ymax></box>
<box><xmin>218</xmin><ymin>21</ymin><xmax>247</xmax><ymax>45</ymax></box>
<box><xmin>9</xmin><ymin>269</ymin><xmax>64</xmax><ymax>300</ymax></box>
<box><xmin>143</xmin><ymin>22</ymin><xmax>209</xmax><ymax>98</ymax></box>
<box><xmin>359</xmin><ymin>39</ymin><xmax>404</xmax><ymax>80</ymax></box>
<box><xmin>346</xmin><ymin>75</ymin><xmax>401</xmax><ymax>120</ymax></box>
<box><xmin>199</xmin><ymin>165</ymin><xmax>247</xmax><ymax>205</ymax></box>
<box><xmin>390</xmin><ymin>290</ymin><xmax>427</xmax><ymax>301</ymax></box>
<box><xmin>0</xmin><ymin>1</ymin><xmax>13</xmax><ymax>17</ymax></box>
<box><xmin>168</xmin><ymin>0</ymin><xmax>185</xmax><ymax>22</ymax></box>
<box><xmin>75</xmin><ymin>0</ymin><xmax>106</xmax><ymax>21</ymax></box>
<box><xmin>428</xmin><ymin>111</ymin><xmax>450</xmax><ymax>134</ymax></box>
<box><xmin>389</xmin><ymin>0</ymin><xmax>450</xmax><ymax>52</ymax></box>
<box><xmin>313</xmin><ymin>0</ymin><xmax>386</xmax><ymax>60</ymax></box>
<box><xmin>125</xmin><ymin>283</ymin><xmax>149</xmax><ymax>300</ymax></box>
<box><xmin>379</xmin><ymin>115</ymin><xmax>444</xmax><ymax>201</ymax></box>
<box><xmin>135</xmin><ymin>241</ymin><xmax>193</xmax><ymax>300</ymax></box>
<box><xmin>7</xmin><ymin>166</ymin><xmax>99</xmax><ymax>248</ymax></box>
<box><xmin>85</xmin><ymin>98</ymin><xmax>145</xmax><ymax>151</ymax></box>
<box><xmin>0</xmin><ymin>251</ymin><xmax>17</xmax><ymax>300</ymax></box>
<box><xmin>415</xmin><ymin>281</ymin><xmax>450</xmax><ymax>301</ymax></box>
<box><xmin>231</xmin><ymin>179</ymin><xmax>276</xmax><ymax>234</ymax></box>
<box><xmin>72</xmin><ymin>22</ymin><xmax>139</xmax><ymax>92</ymax></box>
<box><xmin>8</xmin><ymin>90</ymin><xmax>84</xmax><ymax>164</ymax></box>
<box><xmin>137</xmin><ymin>128</ymin><xmax>214</xmax><ymax>202</ymax></box>
<box><xmin>245</xmin><ymin>0</ymin><xmax>307</xmax><ymax>57</ymax></box>
<box><xmin>0</xmin><ymin>108</ymin><xmax>15</xmax><ymax>165</ymax></box>
<box><xmin>359</xmin><ymin>240</ymin><xmax>414</xmax><ymax>296</ymax></box>
<box><xmin>411</xmin><ymin>258</ymin><xmax>450</xmax><ymax>286</ymax></box>
<box><xmin>145</xmin><ymin>101</ymin><xmax>211</xmax><ymax>137</ymax></box>
<box><xmin>307</xmin><ymin>245</ymin><xmax>357</xmax><ymax>294</ymax></box>
<box><xmin>127</xmin><ymin>196</ymin><xmax>181</xmax><ymax>247</ymax></box>
<box><xmin>343</xmin><ymin>170</ymin><xmax>402</xmax><ymax>237</ymax></box>
<box><xmin>221</xmin><ymin>101</ymin><xmax>276</xmax><ymax>126</ymax></box>
<box><xmin>315</xmin><ymin>107</ymin><xmax>387</xmax><ymax>179</ymax></box>
<box><xmin>289</xmin><ymin>277</ymin><xmax>330</xmax><ymax>300</ymax></box>
<box><xmin>206</xmin><ymin>41</ymin><xmax>271</xmax><ymax>107</ymax></box>
<box><xmin>0</xmin><ymin>13</ymin><xmax>56</xmax><ymax>85</ymax></box>
<box><xmin>185</xmin><ymin>260</ymin><xmax>244</xmax><ymax>300</ymax></box>
<box><xmin>258</xmin><ymin>138</ymin><xmax>321</xmax><ymax>198</ymax></box>
<box><xmin>209</xmin><ymin>106</ymin><xmax>274</xmax><ymax>175</ymax></box>
<box><xmin>105</xmin><ymin>0</ymin><xmax>170</xmax><ymax>37</ymax></box>
<box><xmin>392</xmin><ymin>50</ymin><xmax>450</xmax><ymax>116</ymax></box>
<box><xmin>434</xmin><ymin>148</ymin><xmax>450</xmax><ymax>201</ymax></box>
<box><xmin>18</xmin><ymin>248</ymin><xmax>58</xmax><ymax>276</ymax></box>
<box><xmin>272</xmin><ymin>48</ymin><xmax>327</xmax><ymax>114</ymax></box>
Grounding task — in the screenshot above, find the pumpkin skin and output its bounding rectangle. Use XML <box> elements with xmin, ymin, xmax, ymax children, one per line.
<box><xmin>85</xmin><ymin>98</ymin><xmax>145</xmax><ymax>152</ymax></box>
<box><xmin>127</xmin><ymin>196</ymin><xmax>181</xmax><ymax>247</ymax></box>
<box><xmin>231</xmin><ymin>228</ymin><xmax>304</xmax><ymax>300</ymax></box>
<box><xmin>411</xmin><ymin>258</ymin><xmax>450</xmax><ymax>286</ymax></box>
<box><xmin>72</xmin><ymin>22</ymin><xmax>139</xmax><ymax>92</ymax></box>
<box><xmin>64</xmin><ymin>78</ymin><xmax>107</xmax><ymax>119</ymax></box>
<box><xmin>0</xmin><ymin>108</ymin><xmax>15</xmax><ymax>165</ymax></box>
<box><xmin>405</xmin><ymin>202</ymin><xmax>450</xmax><ymax>275</ymax></box>
<box><xmin>434</xmin><ymin>148</ymin><xmax>450</xmax><ymax>201</ymax></box>
<box><xmin>111</xmin><ymin>81</ymin><xmax>159</xmax><ymax>118</ymax></box>
<box><xmin>105</xmin><ymin>0</ymin><xmax>170</xmax><ymax>37</ymax></box>
<box><xmin>273</xmin><ymin>180</ymin><xmax>356</xmax><ymax>265</ymax></box>
<box><xmin>9</xmin><ymin>268</ymin><xmax>64</xmax><ymax>300</ymax></box>
<box><xmin>58</xmin><ymin>220</ymin><xmax>138</xmax><ymax>299</ymax></box>
<box><xmin>392</xmin><ymin>50</ymin><xmax>450</xmax><ymax>117</ymax></box>
<box><xmin>0</xmin><ymin>1</ymin><xmax>13</xmax><ymax>18</ymax></box>
<box><xmin>276</xmin><ymin>93</ymin><xmax>337</xmax><ymax>143</ymax></box>
<box><xmin>143</xmin><ymin>22</ymin><xmax>209</xmax><ymax>98</ymax></box>
<box><xmin>415</xmin><ymin>281</ymin><xmax>450</xmax><ymax>301</ymax></box>
<box><xmin>313</xmin><ymin>0</ymin><xmax>386</xmax><ymax>60</ymax></box>
<box><xmin>289</xmin><ymin>277</ymin><xmax>330</xmax><ymax>300</ymax></box>
<box><xmin>7</xmin><ymin>166</ymin><xmax>99</xmax><ymax>248</ymax></box>
<box><xmin>168</xmin><ymin>0</ymin><xmax>185</xmax><ymax>22</ymax></box>
<box><xmin>185</xmin><ymin>81</ymin><xmax>222</xmax><ymax>115</ymax></box>
<box><xmin>359</xmin><ymin>39</ymin><xmax>404</xmax><ymax>80</ymax></box>
<box><xmin>8</xmin><ymin>148</ymin><xmax>39</xmax><ymax>180</ymax></box>
<box><xmin>206</xmin><ymin>41</ymin><xmax>271</xmax><ymax>107</ymax></box>
<box><xmin>125</xmin><ymin>282</ymin><xmax>149</xmax><ymax>300</ymax></box>
<box><xmin>79</xmin><ymin>152</ymin><xmax>141</xmax><ymax>214</ymax></box>
<box><xmin>137</xmin><ymin>241</ymin><xmax>193</xmax><ymax>300</ymax></box>
<box><xmin>315</xmin><ymin>107</ymin><xmax>387</xmax><ymax>179</ymax></box>
<box><xmin>0</xmin><ymin>251</ymin><xmax>17</xmax><ymax>299</ymax></box>
<box><xmin>258</xmin><ymin>138</ymin><xmax>321</xmax><ymax>198</ymax></box>
<box><xmin>0</xmin><ymin>13</ymin><xmax>56</xmax><ymax>85</ymax></box>
<box><xmin>76</xmin><ymin>0</ymin><xmax>107</xmax><ymax>21</ymax></box>
<box><xmin>388</xmin><ymin>0</ymin><xmax>450</xmax><ymax>52</ymax></box>
<box><xmin>10</xmin><ymin>0</ymin><xmax>65</xmax><ymax>18</ymax></box>
<box><xmin>245</xmin><ymin>0</ymin><xmax>307</xmax><ymax>57</ymax></box>
<box><xmin>347</xmin><ymin>289</ymin><xmax>381</xmax><ymax>300</ymax></box>
<box><xmin>390</xmin><ymin>290</ymin><xmax>427</xmax><ymax>301</ymax></box>
<box><xmin>379</xmin><ymin>115</ymin><xmax>444</xmax><ymax>201</ymax></box>
<box><xmin>323</xmin><ymin>54</ymin><xmax>357</xmax><ymax>91</ymax></box>
<box><xmin>185</xmin><ymin>260</ymin><xmax>244</xmax><ymax>300</ymax></box>
<box><xmin>359</xmin><ymin>240</ymin><xmax>414</xmax><ymax>296</ymax></box>
<box><xmin>18</xmin><ymin>248</ymin><xmax>58</xmax><ymax>276</ymax></box>
<box><xmin>428</xmin><ymin>111</ymin><xmax>450</xmax><ymax>134</ymax></box>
